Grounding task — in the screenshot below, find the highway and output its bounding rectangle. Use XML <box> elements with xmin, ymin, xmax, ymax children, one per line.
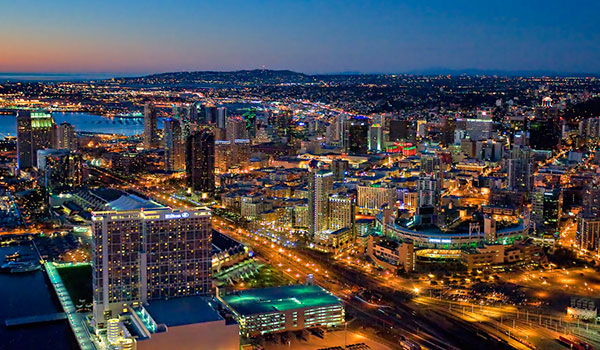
<box><xmin>213</xmin><ymin>216</ymin><xmax>514</xmax><ymax>350</ymax></box>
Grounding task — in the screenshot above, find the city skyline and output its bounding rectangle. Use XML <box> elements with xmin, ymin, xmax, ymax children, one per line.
<box><xmin>2</xmin><ymin>0</ymin><xmax>600</xmax><ymax>75</ymax></box>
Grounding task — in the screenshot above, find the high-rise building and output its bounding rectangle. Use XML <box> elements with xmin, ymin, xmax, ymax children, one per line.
<box><xmin>143</xmin><ymin>102</ymin><xmax>159</xmax><ymax>149</ymax></box>
<box><xmin>582</xmin><ymin>181</ymin><xmax>600</xmax><ymax>216</ymax></box>
<box><xmin>465</xmin><ymin>118</ymin><xmax>493</xmax><ymax>141</ymax></box>
<box><xmin>531</xmin><ymin>186</ymin><xmax>563</xmax><ymax>231</ymax></box>
<box><xmin>357</xmin><ymin>184</ymin><xmax>396</xmax><ymax>215</ymax></box>
<box><xmin>225</xmin><ymin>117</ymin><xmax>248</xmax><ymax>141</ymax></box>
<box><xmin>418</xmin><ymin>175</ymin><xmax>440</xmax><ymax>208</ymax></box>
<box><xmin>331</xmin><ymin>159</ymin><xmax>349</xmax><ymax>181</ymax></box>
<box><xmin>55</xmin><ymin>122</ymin><xmax>77</xmax><ymax>150</ymax></box>
<box><xmin>92</xmin><ymin>207</ymin><xmax>212</xmax><ymax>323</ymax></box>
<box><xmin>417</xmin><ymin>120</ymin><xmax>427</xmax><ymax>138</ymax></box>
<box><xmin>186</xmin><ymin>129</ymin><xmax>215</xmax><ymax>200</ymax></box>
<box><xmin>163</xmin><ymin>118</ymin><xmax>185</xmax><ymax>171</ymax></box>
<box><xmin>346</xmin><ymin>117</ymin><xmax>369</xmax><ymax>155</ymax></box>
<box><xmin>368</xmin><ymin>123</ymin><xmax>383</xmax><ymax>152</ymax></box>
<box><xmin>37</xmin><ymin>149</ymin><xmax>84</xmax><ymax>193</ymax></box>
<box><xmin>507</xmin><ymin>146</ymin><xmax>533</xmax><ymax>192</ymax></box>
<box><xmin>578</xmin><ymin>215</ymin><xmax>600</xmax><ymax>255</ymax></box>
<box><xmin>328</xmin><ymin>194</ymin><xmax>354</xmax><ymax>231</ymax></box>
<box><xmin>529</xmin><ymin>108</ymin><xmax>561</xmax><ymax>151</ymax></box>
<box><xmin>17</xmin><ymin>110</ymin><xmax>56</xmax><ymax>169</ymax></box>
<box><xmin>389</xmin><ymin>119</ymin><xmax>413</xmax><ymax>142</ymax></box>
<box><xmin>308</xmin><ymin>170</ymin><xmax>334</xmax><ymax>237</ymax></box>
<box><xmin>214</xmin><ymin>140</ymin><xmax>232</xmax><ymax>173</ymax></box>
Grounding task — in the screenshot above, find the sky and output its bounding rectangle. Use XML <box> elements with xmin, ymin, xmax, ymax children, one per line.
<box><xmin>1</xmin><ymin>0</ymin><xmax>599</xmax><ymax>75</ymax></box>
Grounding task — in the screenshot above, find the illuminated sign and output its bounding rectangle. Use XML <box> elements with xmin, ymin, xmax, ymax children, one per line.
<box><xmin>165</xmin><ymin>212</ymin><xmax>190</xmax><ymax>220</ymax></box>
<box><xmin>428</xmin><ymin>238</ymin><xmax>451</xmax><ymax>244</ymax></box>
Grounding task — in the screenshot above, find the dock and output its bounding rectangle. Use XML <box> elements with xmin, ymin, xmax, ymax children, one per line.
<box><xmin>45</xmin><ymin>262</ymin><xmax>97</xmax><ymax>350</ymax></box>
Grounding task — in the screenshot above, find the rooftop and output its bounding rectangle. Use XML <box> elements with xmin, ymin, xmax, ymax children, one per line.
<box><xmin>105</xmin><ymin>194</ymin><xmax>163</xmax><ymax>211</ymax></box>
<box><xmin>144</xmin><ymin>296</ymin><xmax>223</xmax><ymax>327</ymax></box>
<box><xmin>221</xmin><ymin>285</ymin><xmax>341</xmax><ymax>316</ymax></box>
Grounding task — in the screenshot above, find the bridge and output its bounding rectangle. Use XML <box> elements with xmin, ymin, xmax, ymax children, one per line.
<box><xmin>5</xmin><ymin>313</ymin><xmax>67</xmax><ymax>327</ymax></box>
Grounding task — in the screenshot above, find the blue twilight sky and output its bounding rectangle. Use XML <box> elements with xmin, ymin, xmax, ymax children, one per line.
<box><xmin>1</xmin><ymin>0</ymin><xmax>599</xmax><ymax>75</ymax></box>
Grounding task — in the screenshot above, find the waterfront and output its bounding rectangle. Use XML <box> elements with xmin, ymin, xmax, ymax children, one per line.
<box><xmin>0</xmin><ymin>245</ymin><xmax>77</xmax><ymax>350</ymax></box>
<box><xmin>0</xmin><ymin>112</ymin><xmax>163</xmax><ymax>138</ymax></box>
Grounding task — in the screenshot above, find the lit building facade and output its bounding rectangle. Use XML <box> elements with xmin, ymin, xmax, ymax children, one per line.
<box><xmin>163</xmin><ymin>118</ymin><xmax>185</xmax><ymax>171</ymax></box>
<box><xmin>17</xmin><ymin>110</ymin><xmax>56</xmax><ymax>169</ymax></box>
<box><xmin>144</xmin><ymin>102</ymin><xmax>159</xmax><ymax>150</ymax></box>
<box><xmin>186</xmin><ymin>129</ymin><xmax>215</xmax><ymax>199</ymax></box>
<box><xmin>220</xmin><ymin>285</ymin><xmax>344</xmax><ymax>337</ymax></box>
<box><xmin>92</xmin><ymin>207</ymin><xmax>212</xmax><ymax>324</ymax></box>
<box><xmin>308</xmin><ymin>170</ymin><xmax>334</xmax><ymax>237</ymax></box>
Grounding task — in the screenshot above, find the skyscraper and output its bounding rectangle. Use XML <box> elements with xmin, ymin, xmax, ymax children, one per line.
<box><xmin>91</xmin><ymin>207</ymin><xmax>212</xmax><ymax>323</ymax></box>
<box><xmin>328</xmin><ymin>194</ymin><xmax>354</xmax><ymax>231</ymax></box>
<box><xmin>531</xmin><ymin>186</ymin><xmax>563</xmax><ymax>232</ymax></box>
<box><xmin>37</xmin><ymin>149</ymin><xmax>83</xmax><ymax>193</ymax></box>
<box><xmin>17</xmin><ymin>110</ymin><xmax>56</xmax><ymax>169</ymax></box>
<box><xmin>55</xmin><ymin>122</ymin><xmax>77</xmax><ymax>151</ymax></box>
<box><xmin>346</xmin><ymin>117</ymin><xmax>369</xmax><ymax>155</ymax></box>
<box><xmin>143</xmin><ymin>102</ymin><xmax>159</xmax><ymax>150</ymax></box>
<box><xmin>308</xmin><ymin>169</ymin><xmax>334</xmax><ymax>237</ymax></box>
<box><xmin>186</xmin><ymin>129</ymin><xmax>215</xmax><ymax>200</ymax></box>
<box><xmin>507</xmin><ymin>146</ymin><xmax>533</xmax><ymax>192</ymax></box>
<box><xmin>368</xmin><ymin>123</ymin><xmax>383</xmax><ymax>152</ymax></box>
<box><xmin>163</xmin><ymin>118</ymin><xmax>185</xmax><ymax>171</ymax></box>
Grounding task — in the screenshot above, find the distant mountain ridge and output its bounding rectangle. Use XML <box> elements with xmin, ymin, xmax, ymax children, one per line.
<box><xmin>110</xmin><ymin>68</ymin><xmax>600</xmax><ymax>87</ymax></box>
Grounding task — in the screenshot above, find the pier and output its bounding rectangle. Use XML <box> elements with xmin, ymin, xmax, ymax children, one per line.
<box><xmin>5</xmin><ymin>313</ymin><xmax>67</xmax><ymax>327</ymax></box>
<box><xmin>45</xmin><ymin>262</ymin><xmax>96</xmax><ymax>350</ymax></box>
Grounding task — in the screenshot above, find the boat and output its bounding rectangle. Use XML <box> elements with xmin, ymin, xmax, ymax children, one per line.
<box><xmin>1</xmin><ymin>261</ymin><xmax>40</xmax><ymax>273</ymax></box>
<box><xmin>5</xmin><ymin>251</ymin><xmax>20</xmax><ymax>262</ymax></box>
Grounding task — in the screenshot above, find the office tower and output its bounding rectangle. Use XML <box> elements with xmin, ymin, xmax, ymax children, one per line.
<box><xmin>143</xmin><ymin>102</ymin><xmax>159</xmax><ymax>149</ymax></box>
<box><xmin>186</xmin><ymin>129</ymin><xmax>215</xmax><ymax>200</ymax></box>
<box><xmin>308</xmin><ymin>170</ymin><xmax>334</xmax><ymax>237</ymax></box>
<box><xmin>346</xmin><ymin>117</ymin><xmax>369</xmax><ymax>155</ymax></box>
<box><xmin>454</xmin><ymin>129</ymin><xmax>466</xmax><ymax>145</ymax></box>
<box><xmin>368</xmin><ymin>123</ymin><xmax>383</xmax><ymax>152</ymax></box>
<box><xmin>389</xmin><ymin>119</ymin><xmax>412</xmax><ymax>142</ymax></box>
<box><xmin>214</xmin><ymin>140</ymin><xmax>232</xmax><ymax>173</ymax></box>
<box><xmin>37</xmin><ymin>149</ymin><xmax>83</xmax><ymax>193</ymax></box>
<box><xmin>226</xmin><ymin>117</ymin><xmax>248</xmax><ymax>141</ymax></box>
<box><xmin>582</xmin><ymin>181</ymin><xmax>600</xmax><ymax>216</ymax></box>
<box><xmin>577</xmin><ymin>180</ymin><xmax>600</xmax><ymax>251</ymax></box>
<box><xmin>331</xmin><ymin>159</ymin><xmax>349</xmax><ymax>181</ymax></box>
<box><xmin>440</xmin><ymin>117</ymin><xmax>456</xmax><ymax>146</ymax></box>
<box><xmin>531</xmin><ymin>186</ymin><xmax>563</xmax><ymax>231</ymax></box>
<box><xmin>357</xmin><ymin>184</ymin><xmax>396</xmax><ymax>215</ymax></box>
<box><xmin>17</xmin><ymin>110</ymin><xmax>56</xmax><ymax>169</ymax></box>
<box><xmin>55</xmin><ymin>122</ymin><xmax>77</xmax><ymax>150</ymax></box>
<box><xmin>216</xmin><ymin>107</ymin><xmax>227</xmax><ymax>129</ymax></box>
<box><xmin>420</xmin><ymin>154</ymin><xmax>442</xmax><ymax>175</ymax></box>
<box><xmin>465</xmin><ymin>118</ymin><xmax>493</xmax><ymax>141</ymax></box>
<box><xmin>418</xmin><ymin>175</ymin><xmax>440</xmax><ymax>207</ymax></box>
<box><xmin>460</xmin><ymin>138</ymin><xmax>476</xmax><ymax>158</ymax></box>
<box><xmin>507</xmin><ymin>145</ymin><xmax>533</xmax><ymax>192</ymax></box>
<box><xmin>91</xmin><ymin>207</ymin><xmax>212</xmax><ymax>323</ymax></box>
<box><xmin>416</xmin><ymin>120</ymin><xmax>427</xmax><ymax>138</ymax></box>
<box><xmin>529</xmin><ymin>107</ymin><xmax>561</xmax><ymax>151</ymax></box>
<box><xmin>513</xmin><ymin>131</ymin><xmax>529</xmax><ymax>147</ymax></box>
<box><xmin>328</xmin><ymin>194</ymin><xmax>354</xmax><ymax>231</ymax></box>
<box><xmin>273</xmin><ymin>110</ymin><xmax>292</xmax><ymax>140</ymax></box>
<box><xmin>163</xmin><ymin>118</ymin><xmax>185</xmax><ymax>171</ymax></box>
<box><xmin>477</xmin><ymin>140</ymin><xmax>503</xmax><ymax>162</ymax></box>
<box><xmin>232</xmin><ymin>139</ymin><xmax>251</xmax><ymax>169</ymax></box>
<box><xmin>578</xmin><ymin>216</ymin><xmax>600</xmax><ymax>254</ymax></box>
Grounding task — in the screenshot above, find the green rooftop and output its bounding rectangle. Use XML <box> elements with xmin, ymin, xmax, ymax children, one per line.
<box><xmin>221</xmin><ymin>285</ymin><xmax>341</xmax><ymax>316</ymax></box>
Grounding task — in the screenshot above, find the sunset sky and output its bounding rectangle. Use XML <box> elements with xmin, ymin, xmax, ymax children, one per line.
<box><xmin>2</xmin><ymin>0</ymin><xmax>599</xmax><ymax>75</ymax></box>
